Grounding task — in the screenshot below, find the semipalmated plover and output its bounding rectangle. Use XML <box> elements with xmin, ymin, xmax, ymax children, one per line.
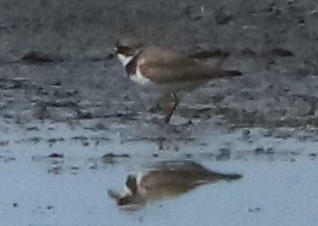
<box><xmin>113</xmin><ymin>37</ymin><xmax>242</xmax><ymax>123</ymax></box>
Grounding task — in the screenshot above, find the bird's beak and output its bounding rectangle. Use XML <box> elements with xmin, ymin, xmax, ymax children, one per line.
<box><xmin>108</xmin><ymin>47</ymin><xmax>118</xmax><ymax>59</ymax></box>
<box><xmin>108</xmin><ymin>53</ymin><xmax>115</xmax><ymax>59</ymax></box>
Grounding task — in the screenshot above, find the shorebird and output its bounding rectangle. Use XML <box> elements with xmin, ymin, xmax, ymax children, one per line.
<box><xmin>112</xmin><ymin>37</ymin><xmax>242</xmax><ymax>123</ymax></box>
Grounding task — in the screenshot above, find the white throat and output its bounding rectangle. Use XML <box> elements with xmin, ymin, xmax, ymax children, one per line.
<box><xmin>117</xmin><ymin>54</ymin><xmax>134</xmax><ymax>66</ymax></box>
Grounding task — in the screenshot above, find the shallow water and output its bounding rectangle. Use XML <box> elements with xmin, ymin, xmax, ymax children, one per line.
<box><xmin>0</xmin><ymin>121</ymin><xmax>317</xmax><ymax>226</ymax></box>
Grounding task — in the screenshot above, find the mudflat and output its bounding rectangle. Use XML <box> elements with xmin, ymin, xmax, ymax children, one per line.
<box><xmin>1</xmin><ymin>1</ymin><xmax>318</xmax><ymax>226</ymax></box>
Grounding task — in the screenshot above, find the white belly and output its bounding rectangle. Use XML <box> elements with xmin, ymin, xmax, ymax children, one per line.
<box><xmin>130</xmin><ymin>67</ymin><xmax>152</xmax><ymax>86</ymax></box>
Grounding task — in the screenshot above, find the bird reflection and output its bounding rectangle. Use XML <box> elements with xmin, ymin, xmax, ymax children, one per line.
<box><xmin>108</xmin><ymin>160</ymin><xmax>242</xmax><ymax>211</ymax></box>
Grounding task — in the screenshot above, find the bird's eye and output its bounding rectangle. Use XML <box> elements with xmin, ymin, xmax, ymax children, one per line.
<box><xmin>117</xmin><ymin>45</ymin><xmax>131</xmax><ymax>53</ymax></box>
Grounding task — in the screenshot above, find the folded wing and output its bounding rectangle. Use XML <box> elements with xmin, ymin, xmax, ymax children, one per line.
<box><xmin>138</xmin><ymin>47</ymin><xmax>241</xmax><ymax>84</ymax></box>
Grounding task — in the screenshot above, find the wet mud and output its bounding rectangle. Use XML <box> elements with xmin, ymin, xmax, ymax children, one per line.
<box><xmin>1</xmin><ymin>0</ymin><xmax>318</xmax><ymax>225</ymax></box>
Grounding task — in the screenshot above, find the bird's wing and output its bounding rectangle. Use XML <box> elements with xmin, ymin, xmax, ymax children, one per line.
<box><xmin>138</xmin><ymin>47</ymin><xmax>241</xmax><ymax>84</ymax></box>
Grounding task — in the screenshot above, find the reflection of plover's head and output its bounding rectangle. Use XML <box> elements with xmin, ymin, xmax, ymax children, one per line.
<box><xmin>114</xmin><ymin>37</ymin><xmax>144</xmax><ymax>66</ymax></box>
<box><xmin>126</xmin><ymin>174</ymin><xmax>138</xmax><ymax>195</ymax></box>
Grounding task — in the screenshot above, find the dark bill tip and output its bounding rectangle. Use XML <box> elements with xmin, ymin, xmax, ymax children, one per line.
<box><xmin>108</xmin><ymin>52</ymin><xmax>115</xmax><ymax>59</ymax></box>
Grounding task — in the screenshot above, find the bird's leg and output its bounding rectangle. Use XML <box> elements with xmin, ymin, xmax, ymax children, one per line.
<box><xmin>150</xmin><ymin>93</ymin><xmax>179</xmax><ymax>123</ymax></box>
<box><xmin>163</xmin><ymin>93</ymin><xmax>179</xmax><ymax>123</ymax></box>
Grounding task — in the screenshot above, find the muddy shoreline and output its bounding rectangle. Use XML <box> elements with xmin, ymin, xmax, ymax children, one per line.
<box><xmin>1</xmin><ymin>1</ymin><xmax>318</xmax><ymax>225</ymax></box>
<box><xmin>1</xmin><ymin>0</ymin><xmax>318</xmax><ymax>128</ymax></box>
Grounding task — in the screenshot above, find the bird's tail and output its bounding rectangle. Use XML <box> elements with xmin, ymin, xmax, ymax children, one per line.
<box><xmin>222</xmin><ymin>173</ymin><xmax>243</xmax><ymax>182</ymax></box>
<box><xmin>206</xmin><ymin>172</ymin><xmax>243</xmax><ymax>182</ymax></box>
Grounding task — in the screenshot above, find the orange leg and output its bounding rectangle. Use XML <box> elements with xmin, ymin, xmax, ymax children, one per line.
<box><xmin>163</xmin><ymin>93</ymin><xmax>179</xmax><ymax>123</ymax></box>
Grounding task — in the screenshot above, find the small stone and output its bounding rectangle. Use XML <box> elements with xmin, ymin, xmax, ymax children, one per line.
<box><xmin>266</xmin><ymin>148</ymin><xmax>274</xmax><ymax>154</ymax></box>
<box><xmin>48</xmin><ymin>153</ymin><xmax>64</xmax><ymax>158</ymax></box>
<box><xmin>29</xmin><ymin>137</ymin><xmax>42</xmax><ymax>143</ymax></box>
<box><xmin>51</xmin><ymin>80</ymin><xmax>61</xmax><ymax>86</ymax></box>
<box><xmin>82</xmin><ymin>141</ymin><xmax>90</xmax><ymax>146</ymax></box>
<box><xmin>26</xmin><ymin>126</ymin><xmax>39</xmax><ymax>131</ymax></box>
<box><xmin>21</xmin><ymin>50</ymin><xmax>56</xmax><ymax>64</ymax></box>
<box><xmin>0</xmin><ymin>140</ymin><xmax>9</xmax><ymax>146</ymax></box>
<box><xmin>254</xmin><ymin>147</ymin><xmax>265</xmax><ymax>154</ymax></box>
<box><xmin>261</xmin><ymin>129</ymin><xmax>272</xmax><ymax>137</ymax></box>
<box><xmin>216</xmin><ymin>148</ymin><xmax>231</xmax><ymax>161</ymax></box>
<box><xmin>185</xmin><ymin>153</ymin><xmax>192</xmax><ymax>158</ymax></box>
<box><xmin>215</xmin><ymin>10</ymin><xmax>234</xmax><ymax>25</ymax></box>
<box><xmin>47</xmin><ymin>205</ymin><xmax>54</xmax><ymax>210</ymax></box>
<box><xmin>248</xmin><ymin>207</ymin><xmax>261</xmax><ymax>213</ymax></box>
<box><xmin>271</xmin><ymin>48</ymin><xmax>293</xmax><ymax>57</ymax></box>
<box><xmin>70</xmin><ymin>165</ymin><xmax>79</xmax><ymax>170</ymax></box>
<box><xmin>184</xmin><ymin>5</ymin><xmax>203</xmax><ymax>21</ymax></box>
<box><xmin>241</xmin><ymin>129</ymin><xmax>251</xmax><ymax>141</ymax></box>
<box><xmin>47</xmin><ymin>138</ymin><xmax>64</xmax><ymax>144</ymax></box>
<box><xmin>102</xmin><ymin>153</ymin><xmax>130</xmax><ymax>164</ymax></box>
<box><xmin>89</xmin><ymin>163</ymin><xmax>98</xmax><ymax>170</ymax></box>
